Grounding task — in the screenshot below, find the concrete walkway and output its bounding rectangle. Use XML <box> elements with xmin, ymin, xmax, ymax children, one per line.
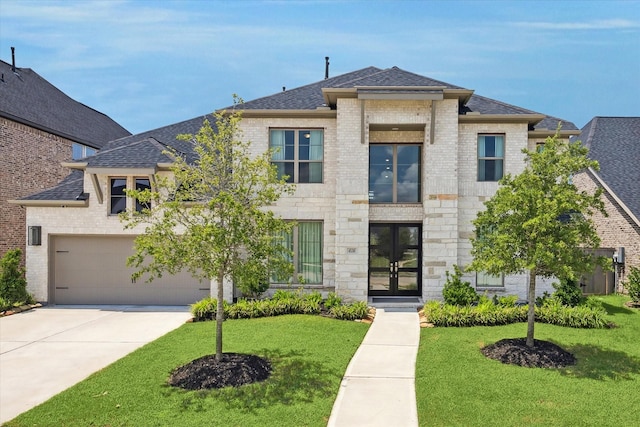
<box><xmin>0</xmin><ymin>305</ymin><xmax>191</xmax><ymax>424</ymax></box>
<box><xmin>328</xmin><ymin>308</ymin><xmax>420</xmax><ymax>427</ymax></box>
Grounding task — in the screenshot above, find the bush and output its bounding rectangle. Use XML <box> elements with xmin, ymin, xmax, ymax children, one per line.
<box><xmin>624</xmin><ymin>266</ymin><xmax>640</xmax><ymax>303</ymax></box>
<box><xmin>191</xmin><ymin>291</ymin><xmax>368</xmax><ymax>321</ymax></box>
<box><xmin>536</xmin><ymin>297</ymin><xmax>609</xmax><ymax>328</ymax></box>
<box><xmin>552</xmin><ymin>278</ymin><xmax>585</xmax><ymax>307</ymax></box>
<box><xmin>0</xmin><ymin>249</ymin><xmax>33</xmax><ymax>308</ymax></box>
<box><xmin>330</xmin><ymin>301</ymin><xmax>369</xmax><ymax>321</ymax></box>
<box><xmin>492</xmin><ymin>295</ymin><xmax>519</xmax><ymax>307</ymax></box>
<box><xmin>423</xmin><ymin>297</ymin><xmax>608</xmax><ymax>329</ymax></box>
<box><xmin>442</xmin><ymin>265</ymin><xmax>478</xmax><ymax>306</ymax></box>
<box><xmin>325</xmin><ymin>292</ymin><xmax>342</xmax><ymax>310</ymax></box>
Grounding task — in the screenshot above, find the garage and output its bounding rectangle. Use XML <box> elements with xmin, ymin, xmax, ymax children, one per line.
<box><xmin>52</xmin><ymin>236</ymin><xmax>210</xmax><ymax>305</ymax></box>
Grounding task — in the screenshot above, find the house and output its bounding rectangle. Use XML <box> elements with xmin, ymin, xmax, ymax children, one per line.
<box><xmin>0</xmin><ymin>50</ymin><xmax>130</xmax><ymax>259</ymax></box>
<box><xmin>13</xmin><ymin>66</ymin><xmax>581</xmax><ymax>305</ymax></box>
<box><xmin>572</xmin><ymin>117</ymin><xmax>640</xmax><ymax>292</ymax></box>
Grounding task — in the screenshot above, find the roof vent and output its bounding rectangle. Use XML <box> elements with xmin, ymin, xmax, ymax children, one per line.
<box><xmin>11</xmin><ymin>46</ymin><xmax>16</xmax><ymax>72</ymax></box>
<box><xmin>325</xmin><ymin>56</ymin><xmax>330</xmax><ymax>79</ymax></box>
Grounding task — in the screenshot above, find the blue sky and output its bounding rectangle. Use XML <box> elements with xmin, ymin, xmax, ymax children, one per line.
<box><xmin>1</xmin><ymin>0</ymin><xmax>638</xmax><ymax>134</ymax></box>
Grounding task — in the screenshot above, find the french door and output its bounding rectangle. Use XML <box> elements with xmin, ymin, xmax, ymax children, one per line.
<box><xmin>368</xmin><ymin>223</ymin><xmax>421</xmax><ymax>296</ymax></box>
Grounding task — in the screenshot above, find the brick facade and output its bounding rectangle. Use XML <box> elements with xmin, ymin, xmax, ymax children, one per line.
<box><xmin>0</xmin><ymin>117</ymin><xmax>73</xmax><ymax>259</ymax></box>
<box><xmin>573</xmin><ymin>170</ymin><xmax>640</xmax><ymax>287</ymax></box>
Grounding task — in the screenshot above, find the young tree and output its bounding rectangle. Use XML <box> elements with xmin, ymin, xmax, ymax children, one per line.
<box><xmin>468</xmin><ymin>131</ymin><xmax>608</xmax><ymax>347</ymax></box>
<box><xmin>121</xmin><ymin>103</ymin><xmax>295</xmax><ymax>360</ymax></box>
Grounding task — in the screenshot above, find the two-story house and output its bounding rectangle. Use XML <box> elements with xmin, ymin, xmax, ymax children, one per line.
<box><xmin>13</xmin><ymin>66</ymin><xmax>579</xmax><ymax>305</ymax></box>
<box><xmin>1</xmin><ymin>51</ymin><xmax>130</xmax><ymax>259</ymax></box>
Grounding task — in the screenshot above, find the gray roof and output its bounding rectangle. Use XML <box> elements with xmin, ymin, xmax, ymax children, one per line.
<box><xmin>20</xmin><ymin>169</ymin><xmax>85</xmax><ymax>201</ymax></box>
<box><xmin>23</xmin><ymin>65</ymin><xmax>579</xmax><ymax>202</ymax></box>
<box><xmin>0</xmin><ymin>59</ymin><xmax>130</xmax><ymax>148</ymax></box>
<box><xmin>577</xmin><ymin>117</ymin><xmax>640</xmax><ymax>220</ymax></box>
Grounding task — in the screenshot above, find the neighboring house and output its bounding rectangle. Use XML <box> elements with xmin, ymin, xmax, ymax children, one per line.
<box><xmin>0</xmin><ymin>53</ymin><xmax>130</xmax><ymax>259</ymax></box>
<box><xmin>13</xmin><ymin>66</ymin><xmax>580</xmax><ymax>305</ymax></box>
<box><xmin>572</xmin><ymin>117</ymin><xmax>640</xmax><ymax>291</ymax></box>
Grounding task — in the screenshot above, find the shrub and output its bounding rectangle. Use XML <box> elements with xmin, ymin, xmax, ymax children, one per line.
<box><xmin>493</xmin><ymin>295</ymin><xmax>519</xmax><ymax>307</ymax></box>
<box><xmin>190</xmin><ymin>297</ymin><xmax>220</xmax><ymax>321</ymax></box>
<box><xmin>330</xmin><ymin>301</ymin><xmax>369</xmax><ymax>321</ymax></box>
<box><xmin>624</xmin><ymin>266</ymin><xmax>640</xmax><ymax>303</ymax></box>
<box><xmin>552</xmin><ymin>278</ymin><xmax>585</xmax><ymax>307</ymax></box>
<box><xmin>442</xmin><ymin>265</ymin><xmax>478</xmax><ymax>306</ymax></box>
<box><xmin>234</xmin><ymin>275</ymin><xmax>269</xmax><ymax>299</ymax></box>
<box><xmin>0</xmin><ymin>249</ymin><xmax>33</xmax><ymax>307</ymax></box>
<box><xmin>536</xmin><ymin>297</ymin><xmax>609</xmax><ymax>328</ymax></box>
<box><xmin>325</xmin><ymin>292</ymin><xmax>342</xmax><ymax>310</ymax></box>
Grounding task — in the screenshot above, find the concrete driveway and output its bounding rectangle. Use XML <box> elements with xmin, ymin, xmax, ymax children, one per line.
<box><xmin>0</xmin><ymin>305</ymin><xmax>192</xmax><ymax>424</ymax></box>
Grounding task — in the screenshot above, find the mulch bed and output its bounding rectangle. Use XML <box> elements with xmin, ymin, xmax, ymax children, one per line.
<box><xmin>168</xmin><ymin>353</ymin><xmax>272</xmax><ymax>390</ymax></box>
<box><xmin>481</xmin><ymin>338</ymin><xmax>576</xmax><ymax>368</ymax></box>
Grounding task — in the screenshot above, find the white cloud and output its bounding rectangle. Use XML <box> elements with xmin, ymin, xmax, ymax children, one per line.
<box><xmin>511</xmin><ymin>19</ymin><xmax>639</xmax><ymax>30</ymax></box>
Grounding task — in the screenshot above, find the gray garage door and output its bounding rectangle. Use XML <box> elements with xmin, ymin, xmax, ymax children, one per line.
<box><xmin>52</xmin><ymin>236</ymin><xmax>210</xmax><ymax>305</ymax></box>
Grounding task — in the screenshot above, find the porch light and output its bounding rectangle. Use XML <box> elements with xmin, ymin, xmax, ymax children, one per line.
<box><xmin>28</xmin><ymin>226</ymin><xmax>42</xmax><ymax>246</ymax></box>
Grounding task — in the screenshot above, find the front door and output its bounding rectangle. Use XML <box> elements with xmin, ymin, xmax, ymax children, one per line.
<box><xmin>369</xmin><ymin>224</ymin><xmax>421</xmax><ymax>296</ymax></box>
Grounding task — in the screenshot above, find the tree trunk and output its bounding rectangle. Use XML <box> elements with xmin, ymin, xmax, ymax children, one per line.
<box><xmin>215</xmin><ymin>269</ymin><xmax>225</xmax><ymax>361</ymax></box>
<box><xmin>526</xmin><ymin>269</ymin><xmax>536</xmax><ymax>348</ymax></box>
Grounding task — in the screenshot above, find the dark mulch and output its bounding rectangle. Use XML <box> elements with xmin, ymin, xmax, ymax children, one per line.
<box><xmin>168</xmin><ymin>353</ymin><xmax>272</xmax><ymax>390</ymax></box>
<box><xmin>481</xmin><ymin>338</ymin><xmax>576</xmax><ymax>368</ymax></box>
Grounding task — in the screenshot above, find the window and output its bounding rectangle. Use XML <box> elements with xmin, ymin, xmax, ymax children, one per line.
<box><xmin>272</xmin><ymin>222</ymin><xmax>323</xmax><ymax>284</ymax></box>
<box><xmin>135</xmin><ymin>178</ymin><xmax>151</xmax><ymax>212</ymax></box>
<box><xmin>478</xmin><ymin>135</ymin><xmax>504</xmax><ymax>181</ymax></box>
<box><xmin>369</xmin><ymin>145</ymin><xmax>421</xmax><ymax>203</ymax></box>
<box><xmin>110</xmin><ymin>178</ymin><xmax>127</xmax><ymax>215</ymax></box>
<box><xmin>109</xmin><ymin>177</ymin><xmax>152</xmax><ymax>215</ymax></box>
<box><xmin>476</xmin><ymin>272</ymin><xmax>503</xmax><ymax>288</ymax></box>
<box><xmin>72</xmin><ymin>143</ymin><xmax>96</xmax><ymax>160</ymax></box>
<box><xmin>270</xmin><ymin>129</ymin><xmax>323</xmax><ymax>183</ymax></box>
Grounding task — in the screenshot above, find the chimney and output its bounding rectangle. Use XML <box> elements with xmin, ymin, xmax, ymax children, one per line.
<box><xmin>11</xmin><ymin>47</ymin><xmax>16</xmax><ymax>72</ymax></box>
<box><xmin>325</xmin><ymin>56</ymin><xmax>329</xmax><ymax>79</ymax></box>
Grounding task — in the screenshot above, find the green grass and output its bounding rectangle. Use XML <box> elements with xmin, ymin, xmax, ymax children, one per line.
<box><xmin>6</xmin><ymin>315</ymin><xmax>368</xmax><ymax>427</ymax></box>
<box><xmin>416</xmin><ymin>295</ymin><xmax>640</xmax><ymax>426</ymax></box>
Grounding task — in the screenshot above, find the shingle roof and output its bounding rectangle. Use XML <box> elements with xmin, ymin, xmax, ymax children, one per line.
<box><xmin>23</xmin><ymin>65</ymin><xmax>580</xmax><ymax>202</ymax></box>
<box><xmin>577</xmin><ymin>117</ymin><xmax>640</xmax><ymax>220</ymax></box>
<box><xmin>0</xmin><ymin>59</ymin><xmax>130</xmax><ymax>148</ymax></box>
<box><xmin>237</xmin><ymin>66</ymin><xmax>382</xmax><ymax>110</ymax></box>
<box><xmin>20</xmin><ymin>169</ymin><xmax>85</xmax><ymax>201</ymax></box>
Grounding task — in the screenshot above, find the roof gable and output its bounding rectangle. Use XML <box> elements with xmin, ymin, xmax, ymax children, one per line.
<box><xmin>0</xmin><ymin>60</ymin><xmax>130</xmax><ymax>148</ymax></box>
<box><xmin>578</xmin><ymin>117</ymin><xmax>640</xmax><ymax>220</ymax></box>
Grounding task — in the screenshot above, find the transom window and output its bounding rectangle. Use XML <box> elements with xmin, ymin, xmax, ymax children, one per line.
<box><xmin>369</xmin><ymin>145</ymin><xmax>421</xmax><ymax>203</ymax></box>
<box><xmin>271</xmin><ymin>222</ymin><xmax>323</xmax><ymax>284</ymax></box>
<box><xmin>478</xmin><ymin>135</ymin><xmax>504</xmax><ymax>181</ymax></box>
<box><xmin>109</xmin><ymin>177</ymin><xmax>151</xmax><ymax>215</ymax></box>
<box><xmin>270</xmin><ymin>129</ymin><xmax>323</xmax><ymax>183</ymax></box>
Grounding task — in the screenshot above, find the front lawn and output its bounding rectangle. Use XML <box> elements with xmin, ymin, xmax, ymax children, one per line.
<box><xmin>6</xmin><ymin>315</ymin><xmax>368</xmax><ymax>427</ymax></box>
<box><xmin>416</xmin><ymin>295</ymin><xmax>640</xmax><ymax>426</ymax></box>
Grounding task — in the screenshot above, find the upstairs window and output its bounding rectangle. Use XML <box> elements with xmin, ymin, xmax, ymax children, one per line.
<box><xmin>109</xmin><ymin>177</ymin><xmax>152</xmax><ymax>215</ymax></box>
<box><xmin>369</xmin><ymin>145</ymin><xmax>421</xmax><ymax>203</ymax></box>
<box><xmin>270</xmin><ymin>129</ymin><xmax>323</xmax><ymax>183</ymax></box>
<box><xmin>135</xmin><ymin>178</ymin><xmax>151</xmax><ymax>212</ymax></box>
<box><xmin>478</xmin><ymin>135</ymin><xmax>504</xmax><ymax>181</ymax></box>
<box><xmin>109</xmin><ymin>178</ymin><xmax>127</xmax><ymax>215</ymax></box>
<box><xmin>72</xmin><ymin>143</ymin><xmax>96</xmax><ymax>160</ymax></box>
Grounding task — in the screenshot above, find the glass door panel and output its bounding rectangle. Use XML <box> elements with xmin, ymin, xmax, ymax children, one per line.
<box><xmin>369</xmin><ymin>223</ymin><xmax>421</xmax><ymax>296</ymax></box>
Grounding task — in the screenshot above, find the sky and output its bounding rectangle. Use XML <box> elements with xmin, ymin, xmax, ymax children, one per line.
<box><xmin>1</xmin><ymin>0</ymin><xmax>639</xmax><ymax>135</ymax></box>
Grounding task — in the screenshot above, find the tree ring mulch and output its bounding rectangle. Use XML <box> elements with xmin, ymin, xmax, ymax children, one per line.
<box><xmin>168</xmin><ymin>353</ymin><xmax>272</xmax><ymax>390</ymax></box>
<box><xmin>481</xmin><ymin>338</ymin><xmax>576</xmax><ymax>368</ymax></box>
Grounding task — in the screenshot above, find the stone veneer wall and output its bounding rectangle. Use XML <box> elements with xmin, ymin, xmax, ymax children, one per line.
<box><xmin>1</xmin><ymin>117</ymin><xmax>73</xmax><ymax>260</ymax></box>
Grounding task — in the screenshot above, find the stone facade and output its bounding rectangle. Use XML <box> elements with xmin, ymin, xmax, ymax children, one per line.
<box><xmin>0</xmin><ymin>117</ymin><xmax>73</xmax><ymax>259</ymax></box>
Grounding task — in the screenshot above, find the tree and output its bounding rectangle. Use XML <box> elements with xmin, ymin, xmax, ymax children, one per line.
<box><xmin>121</xmin><ymin>101</ymin><xmax>295</xmax><ymax>360</ymax></box>
<box><xmin>468</xmin><ymin>130</ymin><xmax>608</xmax><ymax>347</ymax></box>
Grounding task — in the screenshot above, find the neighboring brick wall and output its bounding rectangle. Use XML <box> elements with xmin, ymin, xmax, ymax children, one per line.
<box><xmin>573</xmin><ymin>170</ymin><xmax>640</xmax><ymax>287</ymax></box>
<box><xmin>0</xmin><ymin>117</ymin><xmax>73</xmax><ymax>260</ymax></box>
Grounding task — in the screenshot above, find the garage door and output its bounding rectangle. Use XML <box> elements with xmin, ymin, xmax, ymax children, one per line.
<box><xmin>52</xmin><ymin>236</ymin><xmax>210</xmax><ymax>305</ymax></box>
